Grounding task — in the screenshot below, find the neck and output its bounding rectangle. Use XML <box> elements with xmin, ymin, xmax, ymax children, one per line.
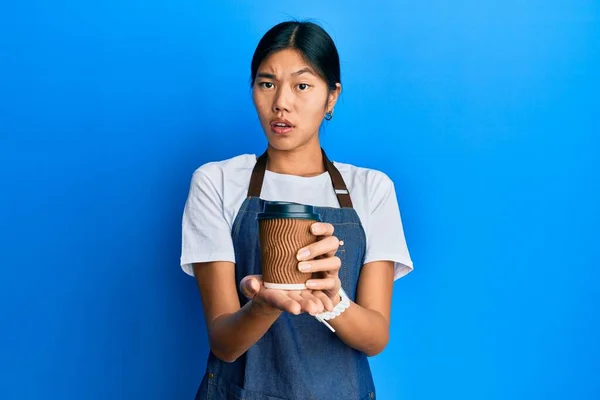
<box><xmin>266</xmin><ymin>142</ymin><xmax>325</xmax><ymax>177</ymax></box>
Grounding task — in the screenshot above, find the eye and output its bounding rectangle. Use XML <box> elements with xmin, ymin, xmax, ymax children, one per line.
<box><xmin>258</xmin><ymin>82</ymin><xmax>274</xmax><ymax>89</ymax></box>
<box><xmin>297</xmin><ymin>83</ymin><xmax>311</xmax><ymax>91</ymax></box>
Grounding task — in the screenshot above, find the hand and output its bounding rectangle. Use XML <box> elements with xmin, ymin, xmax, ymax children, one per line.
<box><xmin>296</xmin><ymin>222</ymin><xmax>342</xmax><ymax>304</ymax></box>
<box><xmin>240</xmin><ymin>275</ymin><xmax>335</xmax><ymax>316</ymax></box>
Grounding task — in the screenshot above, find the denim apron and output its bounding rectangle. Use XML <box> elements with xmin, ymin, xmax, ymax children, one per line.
<box><xmin>195</xmin><ymin>150</ymin><xmax>376</xmax><ymax>400</ymax></box>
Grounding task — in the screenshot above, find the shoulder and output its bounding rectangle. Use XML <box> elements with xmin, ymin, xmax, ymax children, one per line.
<box><xmin>192</xmin><ymin>154</ymin><xmax>256</xmax><ymax>183</ymax></box>
<box><xmin>332</xmin><ymin>160</ymin><xmax>394</xmax><ymax>195</ymax></box>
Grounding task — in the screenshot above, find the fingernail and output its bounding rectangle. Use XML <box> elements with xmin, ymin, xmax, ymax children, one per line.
<box><xmin>298</xmin><ymin>263</ymin><xmax>311</xmax><ymax>272</ymax></box>
<box><xmin>306</xmin><ymin>281</ymin><xmax>317</xmax><ymax>288</ymax></box>
<box><xmin>297</xmin><ymin>249</ymin><xmax>310</xmax><ymax>260</ymax></box>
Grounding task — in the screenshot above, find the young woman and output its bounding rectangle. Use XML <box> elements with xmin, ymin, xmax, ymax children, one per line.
<box><xmin>181</xmin><ymin>21</ymin><xmax>413</xmax><ymax>400</ymax></box>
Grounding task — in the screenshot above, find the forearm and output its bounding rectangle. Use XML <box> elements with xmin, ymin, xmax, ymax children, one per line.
<box><xmin>208</xmin><ymin>301</ymin><xmax>281</xmax><ymax>362</ymax></box>
<box><xmin>328</xmin><ymin>301</ymin><xmax>389</xmax><ymax>356</ymax></box>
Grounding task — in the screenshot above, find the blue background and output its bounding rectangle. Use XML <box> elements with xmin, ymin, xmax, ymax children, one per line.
<box><xmin>1</xmin><ymin>1</ymin><xmax>598</xmax><ymax>399</ymax></box>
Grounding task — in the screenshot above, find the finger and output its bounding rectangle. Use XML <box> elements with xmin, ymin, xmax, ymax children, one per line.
<box><xmin>298</xmin><ymin>256</ymin><xmax>341</xmax><ymax>274</ymax></box>
<box><xmin>289</xmin><ymin>291</ymin><xmax>322</xmax><ymax>315</ymax></box>
<box><xmin>264</xmin><ymin>290</ymin><xmax>302</xmax><ymax>315</ymax></box>
<box><xmin>305</xmin><ymin>277</ymin><xmax>338</xmax><ymax>291</ymax></box>
<box><xmin>300</xmin><ymin>291</ymin><xmax>324</xmax><ymax>315</ymax></box>
<box><xmin>322</xmin><ymin>244</ymin><xmax>339</xmax><ymax>259</ymax></box>
<box><xmin>287</xmin><ymin>291</ymin><xmax>305</xmax><ymax>304</ymax></box>
<box><xmin>313</xmin><ymin>291</ymin><xmax>335</xmax><ymax>312</ymax></box>
<box><xmin>321</xmin><ymin>237</ymin><xmax>343</xmax><ymax>259</ymax></box>
<box><xmin>240</xmin><ymin>275</ymin><xmax>263</xmax><ymax>299</ymax></box>
<box><xmin>297</xmin><ymin>236</ymin><xmax>340</xmax><ymax>261</ymax></box>
<box><xmin>310</xmin><ymin>222</ymin><xmax>334</xmax><ymax>237</ymax></box>
<box><xmin>288</xmin><ymin>292</ymin><xmax>314</xmax><ymax>314</ymax></box>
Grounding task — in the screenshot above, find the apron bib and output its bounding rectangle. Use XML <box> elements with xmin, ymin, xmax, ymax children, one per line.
<box><xmin>195</xmin><ymin>149</ymin><xmax>376</xmax><ymax>400</ymax></box>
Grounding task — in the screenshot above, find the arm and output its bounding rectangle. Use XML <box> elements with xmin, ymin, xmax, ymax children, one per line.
<box><xmin>297</xmin><ymin>223</ymin><xmax>397</xmax><ymax>356</ymax></box>
<box><xmin>195</xmin><ymin>223</ymin><xmax>396</xmax><ymax>359</ymax></box>
<box><xmin>326</xmin><ymin>261</ymin><xmax>394</xmax><ymax>356</ymax></box>
<box><xmin>324</xmin><ymin>172</ymin><xmax>411</xmax><ymax>355</ymax></box>
<box><xmin>193</xmin><ymin>261</ymin><xmax>280</xmax><ymax>363</ymax></box>
<box><xmin>193</xmin><ymin>261</ymin><xmax>329</xmax><ymax>363</ymax></box>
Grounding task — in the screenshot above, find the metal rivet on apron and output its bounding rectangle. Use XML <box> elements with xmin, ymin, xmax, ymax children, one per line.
<box><xmin>339</xmin><ymin>240</ymin><xmax>344</xmax><ymax>246</ymax></box>
<box><xmin>208</xmin><ymin>373</ymin><xmax>215</xmax><ymax>379</ymax></box>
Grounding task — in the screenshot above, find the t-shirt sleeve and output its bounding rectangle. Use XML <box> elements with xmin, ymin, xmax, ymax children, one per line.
<box><xmin>363</xmin><ymin>172</ymin><xmax>414</xmax><ymax>280</ymax></box>
<box><xmin>180</xmin><ymin>168</ymin><xmax>235</xmax><ymax>276</ymax></box>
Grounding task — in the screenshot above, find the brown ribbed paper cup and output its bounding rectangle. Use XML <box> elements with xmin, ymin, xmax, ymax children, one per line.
<box><xmin>257</xmin><ymin>202</ymin><xmax>321</xmax><ymax>290</ymax></box>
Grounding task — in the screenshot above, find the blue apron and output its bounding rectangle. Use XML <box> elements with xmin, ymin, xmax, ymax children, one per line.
<box><xmin>195</xmin><ymin>150</ymin><xmax>376</xmax><ymax>400</ymax></box>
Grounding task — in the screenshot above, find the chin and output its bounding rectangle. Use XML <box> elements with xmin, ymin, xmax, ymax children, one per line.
<box><xmin>265</xmin><ymin>140</ymin><xmax>299</xmax><ymax>152</ymax></box>
<box><xmin>264</xmin><ymin>133</ymin><xmax>318</xmax><ymax>153</ymax></box>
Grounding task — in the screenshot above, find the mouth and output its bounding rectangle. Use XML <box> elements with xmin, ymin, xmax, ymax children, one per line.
<box><xmin>270</xmin><ymin>119</ymin><xmax>294</xmax><ymax>135</ymax></box>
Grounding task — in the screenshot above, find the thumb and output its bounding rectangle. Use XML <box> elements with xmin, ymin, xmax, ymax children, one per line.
<box><xmin>240</xmin><ymin>275</ymin><xmax>263</xmax><ymax>299</ymax></box>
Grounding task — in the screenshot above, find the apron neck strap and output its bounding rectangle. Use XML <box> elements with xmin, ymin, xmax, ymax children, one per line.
<box><xmin>247</xmin><ymin>148</ymin><xmax>354</xmax><ymax>209</ymax></box>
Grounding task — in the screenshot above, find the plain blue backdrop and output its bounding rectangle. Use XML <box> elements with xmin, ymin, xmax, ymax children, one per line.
<box><xmin>1</xmin><ymin>1</ymin><xmax>598</xmax><ymax>399</ymax></box>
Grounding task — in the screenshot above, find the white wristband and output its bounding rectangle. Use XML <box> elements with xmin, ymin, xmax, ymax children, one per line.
<box><xmin>314</xmin><ymin>287</ymin><xmax>350</xmax><ymax>332</ymax></box>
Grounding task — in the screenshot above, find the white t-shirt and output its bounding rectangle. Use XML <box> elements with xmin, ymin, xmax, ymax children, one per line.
<box><xmin>180</xmin><ymin>154</ymin><xmax>414</xmax><ymax>280</ymax></box>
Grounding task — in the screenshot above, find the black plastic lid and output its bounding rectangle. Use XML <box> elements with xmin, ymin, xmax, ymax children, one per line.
<box><xmin>256</xmin><ymin>201</ymin><xmax>321</xmax><ymax>221</ymax></box>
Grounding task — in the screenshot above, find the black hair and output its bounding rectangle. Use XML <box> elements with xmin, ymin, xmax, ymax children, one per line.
<box><xmin>250</xmin><ymin>21</ymin><xmax>341</xmax><ymax>92</ymax></box>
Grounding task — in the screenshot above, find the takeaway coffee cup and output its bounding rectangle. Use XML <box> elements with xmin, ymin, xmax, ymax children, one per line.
<box><xmin>257</xmin><ymin>201</ymin><xmax>322</xmax><ymax>289</ymax></box>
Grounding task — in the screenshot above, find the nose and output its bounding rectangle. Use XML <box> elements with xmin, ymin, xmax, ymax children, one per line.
<box><xmin>272</xmin><ymin>85</ymin><xmax>293</xmax><ymax>113</ymax></box>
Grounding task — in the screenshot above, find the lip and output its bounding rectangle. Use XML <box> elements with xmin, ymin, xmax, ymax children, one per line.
<box><xmin>270</xmin><ymin>118</ymin><xmax>295</xmax><ymax>135</ymax></box>
<box><xmin>270</xmin><ymin>118</ymin><xmax>294</xmax><ymax>128</ymax></box>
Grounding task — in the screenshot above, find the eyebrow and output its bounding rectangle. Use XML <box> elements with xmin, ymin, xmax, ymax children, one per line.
<box><xmin>255</xmin><ymin>68</ymin><xmax>315</xmax><ymax>80</ymax></box>
<box><xmin>256</xmin><ymin>72</ymin><xmax>276</xmax><ymax>79</ymax></box>
<box><xmin>292</xmin><ymin>67</ymin><xmax>314</xmax><ymax>76</ymax></box>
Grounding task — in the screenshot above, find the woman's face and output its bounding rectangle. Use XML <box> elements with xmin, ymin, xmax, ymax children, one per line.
<box><xmin>252</xmin><ymin>48</ymin><xmax>340</xmax><ymax>152</ymax></box>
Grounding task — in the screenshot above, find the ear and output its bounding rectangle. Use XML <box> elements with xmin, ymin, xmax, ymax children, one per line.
<box><xmin>326</xmin><ymin>83</ymin><xmax>342</xmax><ymax>112</ymax></box>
